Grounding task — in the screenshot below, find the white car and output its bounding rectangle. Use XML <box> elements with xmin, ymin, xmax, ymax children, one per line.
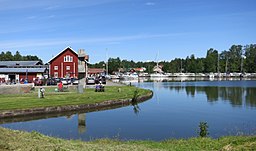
<box><xmin>71</xmin><ymin>78</ymin><xmax>79</xmax><ymax>85</ymax></box>
<box><xmin>86</xmin><ymin>77</ymin><xmax>95</xmax><ymax>85</ymax></box>
<box><xmin>61</xmin><ymin>78</ymin><xmax>68</xmax><ymax>85</ymax></box>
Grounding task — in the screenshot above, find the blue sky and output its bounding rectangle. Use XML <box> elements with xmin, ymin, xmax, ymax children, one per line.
<box><xmin>0</xmin><ymin>0</ymin><xmax>255</xmax><ymax>63</ymax></box>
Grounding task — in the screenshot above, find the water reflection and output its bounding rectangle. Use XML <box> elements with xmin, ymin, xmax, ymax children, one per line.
<box><xmin>122</xmin><ymin>77</ymin><xmax>256</xmax><ymax>83</ymax></box>
<box><xmin>78</xmin><ymin>113</ymin><xmax>86</xmax><ymax>134</ymax></box>
<box><xmin>131</xmin><ymin>99</ymin><xmax>141</xmax><ymax>115</ymax></box>
<box><xmin>1</xmin><ymin>80</ymin><xmax>256</xmax><ymax>141</ymax></box>
<box><xmin>168</xmin><ymin>86</ymin><xmax>256</xmax><ymax>107</ymax></box>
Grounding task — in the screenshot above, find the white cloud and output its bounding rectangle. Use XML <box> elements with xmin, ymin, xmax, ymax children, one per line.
<box><xmin>47</xmin><ymin>15</ymin><xmax>55</xmax><ymax>18</ymax></box>
<box><xmin>44</xmin><ymin>5</ymin><xmax>60</xmax><ymax>10</ymax></box>
<box><xmin>27</xmin><ymin>16</ymin><xmax>37</xmax><ymax>20</ymax></box>
<box><xmin>0</xmin><ymin>0</ymin><xmax>123</xmax><ymax>11</ymax></box>
<box><xmin>0</xmin><ymin>32</ymin><xmax>190</xmax><ymax>49</ymax></box>
<box><xmin>145</xmin><ymin>2</ymin><xmax>155</xmax><ymax>6</ymax></box>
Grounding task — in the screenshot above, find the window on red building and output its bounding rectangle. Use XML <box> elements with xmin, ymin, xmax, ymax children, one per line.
<box><xmin>64</xmin><ymin>55</ymin><xmax>73</xmax><ymax>62</ymax></box>
<box><xmin>54</xmin><ymin>72</ymin><xmax>58</xmax><ymax>77</ymax></box>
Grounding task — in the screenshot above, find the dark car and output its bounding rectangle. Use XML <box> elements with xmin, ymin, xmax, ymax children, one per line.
<box><xmin>47</xmin><ymin>78</ymin><xmax>57</xmax><ymax>85</ymax></box>
<box><xmin>54</xmin><ymin>78</ymin><xmax>61</xmax><ymax>83</ymax></box>
<box><xmin>71</xmin><ymin>78</ymin><xmax>79</xmax><ymax>85</ymax></box>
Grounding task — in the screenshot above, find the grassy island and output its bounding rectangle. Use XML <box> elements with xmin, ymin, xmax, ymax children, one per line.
<box><xmin>0</xmin><ymin>86</ymin><xmax>151</xmax><ymax>111</ymax></box>
<box><xmin>0</xmin><ymin>127</ymin><xmax>255</xmax><ymax>151</ymax></box>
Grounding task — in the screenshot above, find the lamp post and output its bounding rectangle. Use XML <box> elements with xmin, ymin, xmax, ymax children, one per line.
<box><xmin>106</xmin><ymin>48</ymin><xmax>109</xmax><ymax>76</ymax></box>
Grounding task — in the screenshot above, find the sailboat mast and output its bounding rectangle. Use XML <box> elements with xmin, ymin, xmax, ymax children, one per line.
<box><xmin>180</xmin><ymin>59</ymin><xmax>182</xmax><ymax>73</ymax></box>
<box><xmin>217</xmin><ymin>53</ymin><xmax>220</xmax><ymax>74</ymax></box>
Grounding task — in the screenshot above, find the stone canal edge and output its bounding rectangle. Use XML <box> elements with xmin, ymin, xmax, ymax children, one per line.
<box><xmin>0</xmin><ymin>91</ymin><xmax>153</xmax><ymax>118</ymax></box>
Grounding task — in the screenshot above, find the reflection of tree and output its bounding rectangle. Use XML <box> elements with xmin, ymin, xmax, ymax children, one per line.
<box><xmin>185</xmin><ymin>86</ymin><xmax>195</xmax><ymax>97</ymax></box>
<box><xmin>133</xmin><ymin>104</ymin><xmax>140</xmax><ymax>115</ymax></box>
<box><xmin>131</xmin><ymin>99</ymin><xmax>141</xmax><ymax>115</ymax></box>
<box><xmin>168</xmin><ymin>86</ymin><xmax>185</xmax><ymax>93</ymax></box>
<box><xmin>204</xmin><ymin>87</ymin><xmax>219</xmax><ymax>102</ymax></box>
<box><xmin>219</xmin><ymin>87</ymin><xmax>243</xmax><ymax>106</ymax></box>
<box><xmin>245</xmin><ymin>88</ymin><xmax>256</xmax><ymax>107</ymax></box>
<box><xmin>168</xmin><ymin>85</ymin><xmax>256</xmax><ymax>107</ymax></box>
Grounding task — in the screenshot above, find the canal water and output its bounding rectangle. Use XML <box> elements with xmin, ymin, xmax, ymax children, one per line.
<box><xmin>1</xmin><ymin>79</ymin><xmax>256</xmax><ymax>141</ymax></box>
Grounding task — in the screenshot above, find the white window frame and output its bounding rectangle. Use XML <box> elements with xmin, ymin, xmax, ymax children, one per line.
<box><xmin>66</xmin><ymin>66</ymin><xmax>70</xmax><ymax>70</ymax></box>
<box><xmin>54</xmin><ymin>66</ymin><xmax>58</xmax><ymax>70</ymax></box>
<box><xmin>64</xmin><ymin>55</ymin><xmax>73</xmax><ymax>62</ymax></box>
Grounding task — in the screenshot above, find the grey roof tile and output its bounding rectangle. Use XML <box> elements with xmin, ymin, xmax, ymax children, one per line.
<box><xmin>0</xmin><ymin>68</ymin><xmax>46</xmax><ymax>73</ymax></box>
<box><xmin>0</xmin><ymin>61</ymin><xmax>42</xmax><ymax>66</ymax></box>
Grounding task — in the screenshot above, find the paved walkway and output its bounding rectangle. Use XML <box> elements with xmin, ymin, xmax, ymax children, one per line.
<box><xmin>105</xmin><ymin>80</ymin><xmax>125</xmax><ymax>86</ymax></box>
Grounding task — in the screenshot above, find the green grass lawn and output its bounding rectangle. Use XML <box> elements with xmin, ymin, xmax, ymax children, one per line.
<box><xmin>0</xmin><ymin>86</ymin><xmax>151</xmax><ymax>111</ymax></box>
<box><xmin>0</xmin><ymin>127</ymin><xmax>255</xmax><ymax>151</ymax></box>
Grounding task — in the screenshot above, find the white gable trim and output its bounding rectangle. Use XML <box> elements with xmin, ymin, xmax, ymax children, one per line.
<box><xmin>48</xmin><ymin>46</ymin><xmax>78</xmax><ymax>63</ymax></box>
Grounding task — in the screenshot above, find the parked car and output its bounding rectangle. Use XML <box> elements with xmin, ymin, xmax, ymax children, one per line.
<box><xmin>61</xmin><ymin>78</ymin><xmax>68</xmax><ymax>85</ymax></box>
<box><xmin>54</xmin><ymin>78</ymin><xmax>61</xmax><ymax>83</ymax></box>
<box><xmin>46</xmin><ymin>78</ymin><xmax>57</xmax><ymax>85</ymax></box>
<box><xmin>86</xmin><ymin>77</ymin><xmax>95</xmax><ymax>85</ymax></box>
<box><xmin>71</xmin><ymin>78</ymin><xmax>79</xmax><ymax>85</ymax></box>
<box><xmin>67</xmin><ymin>78</ymin><xmax>72</xmax><ymax>85</ymax></box>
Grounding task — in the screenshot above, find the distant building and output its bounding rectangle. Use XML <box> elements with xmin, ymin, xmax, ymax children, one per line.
<box><xmin>0</xmin><ymin>61</ymin><xmax>47</xmax><ymax>83</ymax></box>
<box><xmin>153</xmin><ymin>65</ymin><xmax>163</xmax><ymax>73</ymax></box>
<box><xmin>88</xmin><ymin>68</ymin><xmax>105</xmax><ymax>77</ymax></box>
<box><xmin>48</xmin><ymin>46</ymin><xmax>89</xmax><ymax>78</ymax></box>
<box><xmin>133</xmin><ymin>67</ymin><xmax>146</xmax><ymax>72</ymax></box>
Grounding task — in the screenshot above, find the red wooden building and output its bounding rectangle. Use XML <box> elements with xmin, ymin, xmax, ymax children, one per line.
<box><xmin>48</xmin><ymin>46</ymin><xmax>85</xmax><ymax>78</ymax></box>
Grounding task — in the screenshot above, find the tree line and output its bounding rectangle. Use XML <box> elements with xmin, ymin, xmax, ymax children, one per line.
<box><xmin>90</xmin><ymin>44</ymin><xmax>256</xmax><ymax>74</ymax></box>
<box><xmin>0</xmin><ymin>51</ymin><xmax>42</xmax><ymax>63</ymax></box>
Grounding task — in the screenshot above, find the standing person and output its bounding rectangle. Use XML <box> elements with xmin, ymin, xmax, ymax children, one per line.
<box><xmin>95</xmin><ymin>83</ymin><xmax>100</xmax><ymax>92</ymax></box>
<box><xmin>40</xmin><ymin>87</ymin><xmax>45</xmax><ymax>98</ymax></box>
<box><xmin>99</xmin><ymin>81</ymin><xmax>104</xmax><ymax>92</ymax></box>
<box><xmin>58</xmin><ymin>81</ymin><xmax>63</xmax><ymax>92</ymax></box>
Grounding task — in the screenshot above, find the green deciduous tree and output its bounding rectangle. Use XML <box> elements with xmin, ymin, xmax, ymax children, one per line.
<box><xmin>204</xmin><ymin>48</ymin><xmax>218</xmax><ymax>73</ymax></box>
<box><xmin>229</xmin><ymin>45</ymin><xmax>243</xmax><ymax>72</ymax></box>
<box><xmin>244</xmin><ymin>44</ymin><xmax>256</xmax><ymax>73</ymax></box>
<box><xmin>13</xmin><ymin>51</ymin><xmax>22</xmax><ymax>61</ymax></box>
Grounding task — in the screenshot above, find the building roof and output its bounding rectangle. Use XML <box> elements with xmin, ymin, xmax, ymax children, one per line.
<box><xmin>133</xmin><ymin>67</ymin><xmax>146</xmax><ymax>72</ymax></box>
<box><xmin>88</xmin><ymin>68</ymin><xmax>105</xmax><ymax>74</ymax></box>
<box><xmin>153</xmin><ymin>65</ymin><xmax>163</xmax><ymax>73</ymax></box>
<box><xmin>0</xmin><ymin>61</ymin><xmax>42</xmax><ymax>67</ymax></box>
<box><xmin>48</xmin><ymin>46</ymin><xmax>78</xmax><ymax>63</ymax></box>
<box><xmin>0</xmin><ymin>68</ymin><xmax>46</xmax><ymax>73</ymax></box>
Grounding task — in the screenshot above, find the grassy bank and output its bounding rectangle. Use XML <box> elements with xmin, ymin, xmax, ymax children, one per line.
<box><xmin>0</xmin><ymin>86</ymin><xmax>151</xmax><ymax>111</ymax></box>
<box><xmin>0</xmin><ymin>127</ymin><xmax>255</xmax><ymax>151</ymax></box>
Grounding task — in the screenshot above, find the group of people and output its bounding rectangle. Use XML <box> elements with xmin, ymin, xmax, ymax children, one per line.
<box><xmin>95</xmin><ymin>82</ymin><xmax>104</xmax><ymax>92</ymax></box>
